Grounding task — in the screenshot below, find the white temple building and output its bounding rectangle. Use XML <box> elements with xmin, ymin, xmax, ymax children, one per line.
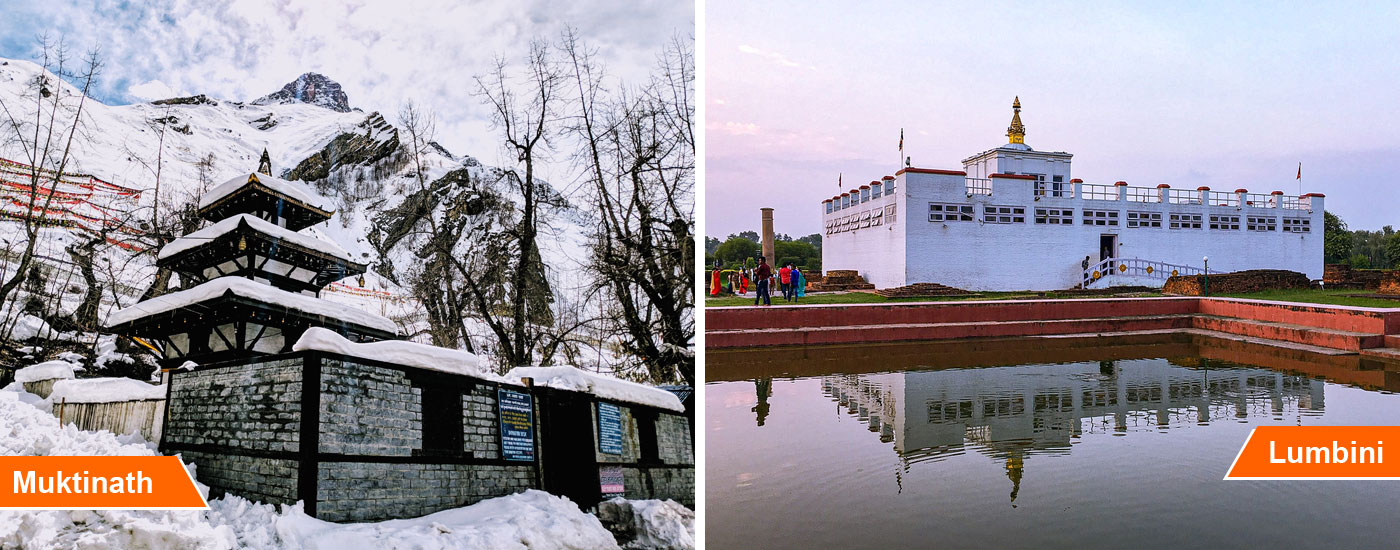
<box><xmin>820</xmin><ymin>98</ymin><xmax>1325</xmax><ymax>291</ymax></box>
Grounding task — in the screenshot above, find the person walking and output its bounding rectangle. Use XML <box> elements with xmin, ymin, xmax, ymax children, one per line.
<box><xmin>778</xmin><ymin>263</ymin><xmax>793</xmax><ymax>301</ymax></box>
<box><xmin>710</xmin><ymin>268</ymin><xmax>722</xmax><ymax>296</ymax></box>
<box><xmin>753</xmin><ymin>257</ymin><xmax>773</xmax><ymax>306</ymax></box>
<box><xmin>792</xmin><ymin>266</ymin><xmax>805</xmax><ymax>302</ymax></box>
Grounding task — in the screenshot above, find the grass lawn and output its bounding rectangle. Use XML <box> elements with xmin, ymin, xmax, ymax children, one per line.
<box><xmin>704</xmin><ymin>289</ymin><xmax>1160</xmax><ymax>307</ymax></box>
<box><xmin>705</xmin><ymin>288</ymin><xmax>1400</xmax><ymax>308</ymax></box>
<box><xmin>1216</xmin><ymin>288</ymin><xmax>1400</xmax><ymax>308</ymax></box>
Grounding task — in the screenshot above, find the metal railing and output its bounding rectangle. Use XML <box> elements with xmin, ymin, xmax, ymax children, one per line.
<box><xmin>1126</xmin><ymin>187</ymin><xmax>1160</xmax><ymax>203</ymax></box>
<box><xmin>1206</xmin><ymin>191</ymin><xmax>1239</xmax><ymax>207</ymax></box>
<box><xmin>1166</xmin><ymin>189</ymin><xmax>1201</xmax><ymax>204</ymax></box>
<box><xmin>1034</xmin><ymin>182</ymin><xmax>1076</xmax><ymax>199</ymax></box>
<box><xmin>965</xmin><ymin>178</ymin><xmax>992</xmax><ymax>196</ymax></box>
<box><xmin>1081</xmin><ymin>184</ymin><xmax>1118</xmax><ymax>201</ymax></box>
<box><xmin>1242</xmin><ymin>193</ymin><xmax>1276</xmax><ymax>208</ymax></box>
<box><xmin>1082</xmin><ymin>257</ymin><xmax>1205</xmax><ymax>287</ymax></box>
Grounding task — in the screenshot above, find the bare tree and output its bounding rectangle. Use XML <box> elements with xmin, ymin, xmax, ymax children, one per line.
<box><xmin>561</xmin><ymin>30</ymin><xmax>695</xmax><ymax>386</ymax></box>
<box><xmin>469</xmin><ymin>40</ymin><xmax>567</xmax><ymax>368</ymax></box>
<box><xmin>0</xmin><ymin>38</ymin><xmax>103</xmax><ymax>315</ymax></box>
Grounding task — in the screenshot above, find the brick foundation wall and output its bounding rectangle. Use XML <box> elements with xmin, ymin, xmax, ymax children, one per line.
<box><xmin>1163</xmin><ymin>269</ymin><xmax>1310</xmax><ymax>295</ymax></box>
<box><xmin>1381</xmin><ymin>271</ymin><xmax>1400</xmax><ymax>295</ymax></box>
<box><xmin>1323</xmin><ymin>264</ymin><xmax>1395</xmax><ymax>290</ymax></box>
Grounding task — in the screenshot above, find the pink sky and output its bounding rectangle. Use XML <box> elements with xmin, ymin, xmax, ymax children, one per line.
<box><xmin>705</xmin><ymin>1</ymin><xmax>1400</xmax><ymax>238</ymax></box>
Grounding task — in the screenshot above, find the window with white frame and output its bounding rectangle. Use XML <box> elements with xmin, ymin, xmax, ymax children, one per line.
<box><xmin>929</xmin><ymin>203</ymin><xmax>974</xmax><ymax>222</ymax></box>
<box><xmin>860</xmin><ymin>210</ymin><xmax>872</xmax><ymax>227</ymax></box>
<box><xmin>1083</xmin><ymin>209</ymin><xmax>1119</xmax><ymax>226</ymax></box>
<box><xmin>1127</xmin><ymin>211</ymin><xmax>1162</xmax><ymax>228</ymax></box>
<box><xmin>887</xmin><ymin>204</ymin><xmax>897</xmax><ymax>223</ymax></box>
<box><xmin>861</xmin><ymin>188</ymin><xmax>871</xmax><ymax>203</ymax></box>
<box><xmin>871</xmin><ymin>183</ymin><xmax>882</xmax><ymax>196</ymax></box>
<box><xmin>1247</xmin><ymin>216</ymin><xmax>1276</xmax><ymax>232</ymax></box>
<box><xmin>1209</xmin><ymin>214</ymin><xmax>1240</xmax><ymax>231</ymax></box>
<box><xmin>841</xmin><ymin>195</ymin><xmax>850</xmax><ymax>209</ymax></box>
<box><xmin>984</xmin><ymin>205</ymin><xmax>1025</xmax><ymax>224</ymax></box>
<box><xmin>1170</xmin><ymin>213</ymin><xmax>1202</xmax><ymax>229</ymax></box>
<box><xmin>825</xmin><ymin>202</ymin><xmax>832</xmax><ymax>214</ymax></box>
<box><xmin>1283</xmin><ymin>217</ymin><xmax>1311</xmax><ymax>233</ymax></box>
<box><xmin>1034</xmin><ymin>208</ymin><xmax>1073</xmax><ymax>225</ymax></box>
<box><xmin>872</xmin><ymin>208</ymin><xmax>883</xmax><ymax>226</ymax></box>
<box><xmin>885</xmin><ymin>179</ymin><xmax>896</xmax><ymax>195</ymax></box>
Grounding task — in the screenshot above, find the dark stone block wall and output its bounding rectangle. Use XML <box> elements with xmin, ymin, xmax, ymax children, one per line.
<box><xmin>163</xmin><ymin>351</ymin><xmax>695</xmax><ymax>521</ymax></box>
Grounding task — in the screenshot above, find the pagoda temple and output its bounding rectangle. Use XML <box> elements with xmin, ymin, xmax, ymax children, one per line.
<box><xmin>107</xmin><ymin>151</ymin><xmax>397</xmax><ymax>366</ymax></box>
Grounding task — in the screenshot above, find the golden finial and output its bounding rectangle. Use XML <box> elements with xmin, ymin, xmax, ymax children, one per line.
<box><xmin>1007</xmin><ymin>96</ymin><xmax>1026</xmax><ymax>145</ymax></box>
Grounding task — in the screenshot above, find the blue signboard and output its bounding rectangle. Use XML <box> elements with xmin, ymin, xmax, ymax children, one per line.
<box><xmin>498</xmin><ymin>388</ymin><xmax>535</xmax><ymax>462</ymax></box>
<box><xmin>598</xmin><ymin>402</ymin><xmax>624</xmax><ymax>455</ymax></box>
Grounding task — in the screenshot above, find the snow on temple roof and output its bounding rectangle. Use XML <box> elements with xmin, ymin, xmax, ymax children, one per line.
<box><xmin>48</xmin><ymin>378</ymin><xmax>165</xmax><ymax>403</ymax></box>
<box><xmin>506</xmin><ymin>366</ymin><xmax>685</xmax><ymax>412</ymax></box>
<box><xmin>106</xmin><ymin>276</ymin><xmax>397</xmax><ymax>334</ymax></box>
<box><xmin>158</xmin><ymin>213</ymin><xmax>353</xmax><ymax>261</ymax></box>
<box><xmin>15</xmin><ymin>360</ymin><xmax>81</xmax><ymax>383</ymax></box>
<box><xmin>198</xmin><ymin>172</ymin><xmax>329</xmax><ymax>211</ymax></box>
<box><xmin>292</xmin><ymin>327</ymin><xmax>501</xmax><ymax>381</ymax></box>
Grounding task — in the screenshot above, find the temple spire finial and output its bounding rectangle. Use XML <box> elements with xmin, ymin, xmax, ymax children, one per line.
<box><xmin>1007</xmin><ymin>96</ymin><xmax>1026</xmax><ymax>145</ymax></box>
<box><xmin>257</xmin><ymin>149</ymin><xmax>272</xmax><ymax>176</ymax></box>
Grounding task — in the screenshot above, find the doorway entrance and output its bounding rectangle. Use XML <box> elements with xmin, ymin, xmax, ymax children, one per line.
<box><xmin>539</xmin><ymin>391</ymin><xmax>601</xmax><ymax>508</ymax></box>
<box><xmin>1099</xmin><ymin>234</ymin><xmax>1117</xmax><ymax>272</ymax></box>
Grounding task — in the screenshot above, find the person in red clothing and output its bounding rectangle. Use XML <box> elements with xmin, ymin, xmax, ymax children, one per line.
<box><xmin>778</xmin><ymin>263</ymin><xmax>793</xmax><ymax>302</ymax></box>
<box><xmin>753</xmin><ymin>257</ymin><xmax>773</xmax><ymax>306</ymax></box>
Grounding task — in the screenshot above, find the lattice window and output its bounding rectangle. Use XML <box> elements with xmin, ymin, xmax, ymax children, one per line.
<box><xmin>1283</xmin><ymin>217</ymin><xmax>1311</xmax><ymax>233</ymax></box>
<box><xmin>886</xmin><ymin>204</ymin><xmax>897</xmax><ymax>223</ymax></box>
<box><xmin>1247</xmin><ymin>216</ymin><xmax>1276</xmax><ymax>232</ymax></box>
<box><xmin>983</xmin><ymin>205</ymin><xmax>1025</xmax><ymax>224</ymax></box>
<box><xmin>929</xmin><ymin>203</ymin><xmax>973</xmax><ymax>222</ymax></box>
<box><xmin>1170</xmin><ymin>213</ymin><xmax>1202</xmax><ymax>229</ymax></box>
<box><xmin>1209</xmin><ymin>214</ymin><xmax>1240</xmax><ymax>231</ymax></box>
<box><xmin>1127</xmin><ymin>211</ymin><xmax>1162</xmax><ymax>228</ymax></box>
<box><xmin>1034</xmin><ymin>208</ymin><xmax>1074</xmax><ymax>225</ymax></box>
<box><xmin>1082</xmin><ymin>209</ymin><xmax>1119</xmax><ymax>226</ymax></box>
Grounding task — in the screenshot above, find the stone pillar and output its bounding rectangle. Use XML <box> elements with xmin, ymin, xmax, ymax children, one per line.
<box><xmin>761</xmin><ymin>208</ymin><xmax>775</xmax><ymax>264</ymax></box>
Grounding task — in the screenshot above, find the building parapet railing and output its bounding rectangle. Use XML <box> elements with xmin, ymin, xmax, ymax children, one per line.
<box><xmin>1033</xmin><ymin>182</ymin><xmax>1076</xmax><ymax>199</ymax></box>
<box><xmin>1083</xmin><ymin>257</ymin><xmax>1204</xmax><ymax>288</ymax></box>
<box><xmin>965</xmin><ymin>178</ymin><xmax>992</xmax><ymax>196</ymax></box>
<box><xmin>1080</xmin><ymin>183</ymin><xmax>1117</xmax><ymax>201</ymax></box>
<box><xmin>1206</xmin><ymin>191</ymin><xmax>1239</xmax><ymax>207</ymax></box>
<box><xmin>1166</xmin><ymin>189</ymin><xmax>1200</xmax><ymax>204</ymax></box>
<box><xmin>1125</xmin><ymin>187</ymin><xmax>1160</xmax><ymax>203</ymax></box>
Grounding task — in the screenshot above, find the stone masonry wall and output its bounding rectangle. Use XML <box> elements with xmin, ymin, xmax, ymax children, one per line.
<box><xmin>179</xmin><ymin>451</ymin><xmax>299</xmax><ymax>505</ymax></box>
<box><xmin>621</xmin><ymin>466</ymin><xmax>695</xmax><ymax>509</ymax></box>
<box><xmin>165</xmin><ymin>359</ymin><xmax>303</xmax><ymax>452</ymax></box>
<box><xmin>319</xmin><ymin>360</ymin><xmax>421</xmax><ymax>455</ymax></box>
<box><xmin>656</xmin><ymin>413</ymin><xmax>693</xmax><ymax>465</ymax></box>
<box><xmin>463</xmin><ymin>384</ymin><xmax>501</xmax><ymax>459</ymax></box>
<box><xmin>1163</xmin><ymin>269</ymin><xmax>1310</xmax><ymax>296</ymax></box>
<box><xmin>315</xmin><ymin>462</ymin><xmax>535</xmax><ymax>522</ymax></box>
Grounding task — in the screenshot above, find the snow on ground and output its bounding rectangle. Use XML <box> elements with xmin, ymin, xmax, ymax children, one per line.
<box><xmin>48</xmin><ymin>377</ymin><xmax>166</xmax><ymax>403</ymax></box>
<box><xmin>597</xmin><ymin>498</ymin><xmax>695</xmax><ymax>550</ymax></box>
<box><xmin>14</xmin><ymin>359</ymin><xmax>82</xmax><ymax>383</ymax></box>
<box><xmin>505</xmin><ymin>366</ymin><xmax>684</xmax><ymax>412</ymax></box>
<box><xmin>0</xmin><ymin>386</ymin><xmax>630</xmax><ymax>549</ymax></box>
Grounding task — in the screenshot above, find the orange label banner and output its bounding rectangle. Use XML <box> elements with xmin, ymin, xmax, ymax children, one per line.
<box><xmin>0</xmin><ymin>456</ymin><xmax>208</xmax><ymax>509</ymax></box>
<box><xmin>1225</xmin><ymin>426</ymin><xmax>1400</xmax><ymax>480</ymax></box>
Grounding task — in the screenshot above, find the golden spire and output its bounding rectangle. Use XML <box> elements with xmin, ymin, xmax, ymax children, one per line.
<box><xmin>1007</xmin><ymin>96</ymin><xmax>1026</xmax><ymax>144</ymax></box>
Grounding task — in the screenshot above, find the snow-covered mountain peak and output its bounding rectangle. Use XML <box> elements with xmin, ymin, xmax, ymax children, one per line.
<box><xmin>253</xmin><ymin>72</ymin><xmax>352</xmax><ymax>112</ymax></box>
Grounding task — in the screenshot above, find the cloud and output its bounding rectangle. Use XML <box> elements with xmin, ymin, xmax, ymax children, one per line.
<box><xmin>737</xmin><ymin>44</ymin><xmax>801</xmax><ymax>67</ymax></box>
<box><xmin>713</xmin><ymin>121</ymin><xmax>760</xmax><ymax>136</ymax></box>
<box><xmin>127</xmin><ymin>79</ymin><xmax>179</xmax><ymax>101</ymax></box>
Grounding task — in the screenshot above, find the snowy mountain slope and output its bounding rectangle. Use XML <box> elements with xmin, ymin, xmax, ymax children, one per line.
<box><xmin>253</xmin><ymin>72</ymin><xmax>353</xmax><ymax>113</ymax></box>
<box><xmin>0</xmin><ymin>56</ymin><xmax>598</xmax><ymax>365</ymax></box>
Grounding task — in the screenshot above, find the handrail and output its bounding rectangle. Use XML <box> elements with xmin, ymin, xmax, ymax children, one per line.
<box><xmin>1082</xmin><ymin>257</ymin><xmax>1204</xmax><ymax>287</ymax></box>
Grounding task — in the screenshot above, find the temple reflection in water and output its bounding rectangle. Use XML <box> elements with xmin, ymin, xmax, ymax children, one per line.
<box><xmin>817</xmin><ymin>358</ymin><xmax>1323</xmax><ymax>503</ymax></box>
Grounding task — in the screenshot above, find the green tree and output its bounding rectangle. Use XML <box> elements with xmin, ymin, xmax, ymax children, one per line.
<box><xmin>1323</xmin><ymin>211</ymin><xmax>1353</xmax><ymax>264</ymax></box>
<box><xmin>729</xmin><ymin>230</ymin><xmax>760</xmax><ymax>242</ymax></box>
<box><xmin>714</xmin><ymin>236</ymin><xmax>760</xmax><ymax>265</ymax></box>
<box><xmin>775</xmin><ymin>239</ymin><xmax>821</xmax><ymax>272</ymax></box>
<box><xmin>797</xmin><ymin>233</ymin><xmax>822</xmax><ymax>253</ymax></box>
<box><xmin>704</xmin><ymin>236</ymin><xmax>721</xmax><ymax>255</ymax></box>
<box><xmin>1386</xmin><ymin>233</ymin><xmax>1400</xmax><ymax>269</ymax></box>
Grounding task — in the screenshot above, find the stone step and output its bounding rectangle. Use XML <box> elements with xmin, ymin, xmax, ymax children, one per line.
<box><xmin>1359</xmin><ymin>347</ymin><xmax>1400</xmax><ymax>361</ymax></box>
<box><xmin>1192</xmin><ymin>315</ymin><xmax>1384</xmax><ymax>352</ymax></box>
<box><xmin>708</xmin><ymin>314</ymin><xmax>1193</xmax><ymax>348</ymax></box>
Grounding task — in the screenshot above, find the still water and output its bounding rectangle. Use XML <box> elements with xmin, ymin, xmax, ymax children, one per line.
<box><xmin>707</xmin><ymin>336</ymin><xmax>1400</xmax><ymax>549</ymax></box>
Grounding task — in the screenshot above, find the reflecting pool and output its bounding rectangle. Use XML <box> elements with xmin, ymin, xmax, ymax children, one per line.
<box><xmin>706</xmin><ymin>334</ymin><xmax>1400</xmax><ymax>549</ymax></box>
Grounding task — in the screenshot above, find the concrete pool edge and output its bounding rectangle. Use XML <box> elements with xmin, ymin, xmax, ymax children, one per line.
<box><xmin>705</xmin><ymin>297</ymin><xmax>1400</xmax><ymax>354</ymax></box>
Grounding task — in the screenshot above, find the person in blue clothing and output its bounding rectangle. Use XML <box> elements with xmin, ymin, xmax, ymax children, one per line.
<box><xmin>792</xmin><ymin>266</ymin><xmax>805</xmax><ymax>301</ymax></box>
<box><xmin>753</xmin><ymin>256</ymin><xmax>773</xmax><ymax>306</ymax></box>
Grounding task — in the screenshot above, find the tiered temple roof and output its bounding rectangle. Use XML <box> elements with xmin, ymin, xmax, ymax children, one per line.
<box><xmin>108</xmin><ymin>152</ymin><xmax>395</xmax><ymax>366</ymax></box>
